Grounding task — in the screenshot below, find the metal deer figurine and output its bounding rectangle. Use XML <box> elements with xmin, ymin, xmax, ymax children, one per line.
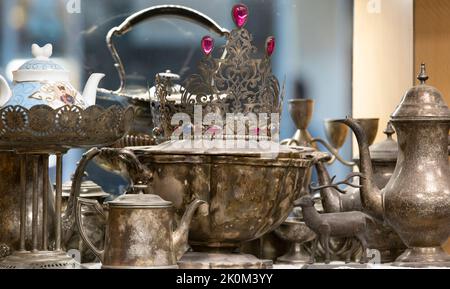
<box><xmin>295</xmin><ymin>195</ymin><xmax>370</xmax><ymax>265</ymax></box>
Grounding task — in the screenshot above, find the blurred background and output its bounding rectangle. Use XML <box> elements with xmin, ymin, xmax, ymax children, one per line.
<box><xmin>3</xmin><ymin>0</ymin><xmax>444</xmax><ymax>197</ymax></box>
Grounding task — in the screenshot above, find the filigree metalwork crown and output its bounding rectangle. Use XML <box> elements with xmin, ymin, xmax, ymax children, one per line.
<box><xmin>155</xmin><ymin>4</ymin><xmax>284</xmax><ymax>139</ymax></box>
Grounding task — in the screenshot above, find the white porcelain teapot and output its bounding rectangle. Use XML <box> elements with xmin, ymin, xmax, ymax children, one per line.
<box><xmin>0</xmin><ymin>43</ymin><xmax>104</xmax><ymax>109</ymax></box>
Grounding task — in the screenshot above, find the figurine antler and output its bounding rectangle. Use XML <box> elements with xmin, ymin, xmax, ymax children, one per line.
<box><xmin>309</xmin><ymin>172</ymin><xmax>365</xmax><ymax>195</ymax></box>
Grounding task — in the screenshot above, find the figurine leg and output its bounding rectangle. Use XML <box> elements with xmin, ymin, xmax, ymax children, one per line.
<box><xmin>356</xmin><ymin>234</ymin><xmax>368</xmax><ymax>264</ymax></box>
<box><xmin>320</xmin><ymin>234</ymin><xmax>331</xmax><ymax>264</ymax></box>
<box><xmin>309</xmin><ymin>238</ymin><xmax>319</xmax><ymax>264</ymax></box>
<box><xmin>345</xmin><ymin>239</ymin><xmax>358</xmax><ymax>263</ymax></box>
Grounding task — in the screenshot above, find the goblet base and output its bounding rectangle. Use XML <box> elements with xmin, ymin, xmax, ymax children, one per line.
<box><xmin>276</xmin><ymin>243</ymin><xmax>311</xmax><ymax>265</ymax></box>
<box><xmin>392</xmin><ymin>247</ymin><xmax>450</xmax><ymax>268</ymax></box>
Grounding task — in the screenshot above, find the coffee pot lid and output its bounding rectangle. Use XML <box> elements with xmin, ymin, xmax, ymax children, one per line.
<box><xmin>13</xmin><ymin>44</ymin><xmax>70</xmax><ymax>82</ymax></box>
<box><xmin>391</xmin><ymin>64</ymin><xmax>450</xmax><ymax>121</ymax></box>
<box><xmin>369</xmin><ymin>122</ymin><xmax>398</xmax><ymax>161</ymax></box>
<box><xmin>108</xmin><ymin>193</ymin><xmax>172</xmax><ymax>208</ymax></box>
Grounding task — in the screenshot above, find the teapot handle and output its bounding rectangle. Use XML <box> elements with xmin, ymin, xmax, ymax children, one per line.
<box><xmin>0</xmin><ymin>75</ymin><xmax>12</xmax><ymax>107</ymax></box>
<box><xmin>76</xmin><ymin>198</ymin><xmax>106</xmax><ymax>261</ymax></box>
<box><xmin>104</xmin><ymin>5</ymin><xmax>230</xmax><ymax>94</ymax></box>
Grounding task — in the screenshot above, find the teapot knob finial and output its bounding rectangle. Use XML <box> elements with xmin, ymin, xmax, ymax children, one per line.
<box><xmin>31</xmin><ymin>43</ymin><xmax>53</xmax><ymax>60</ymax></box>
<box><xmin>384</xmin><ymin>122</ymin><xmax>395</xmax><ymax>139</ymax></box>
<box><xmin>417</xmin><ymin>63</ymin><xmax>429</xmax><ymax>84</ymax></box>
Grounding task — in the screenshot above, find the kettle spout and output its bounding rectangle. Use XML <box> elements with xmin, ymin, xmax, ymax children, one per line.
<box><xmin>173</xmin><ymin>199</ymin><xmax>208</xmax><ymax>260</ymax></box>
<box><xmin>337</xmin><ymin>118</ymin><xmax>384</xmax><ymax>221</ymax></box>
<box><xmin>0</xmin><ymin>75</ymin><xmax>12</xmax><ymax>107</ymax></box>
<box><xmin>82</xmin><ymin>73</ymin><xmax>105</xmax><ymax>107</ymax></box>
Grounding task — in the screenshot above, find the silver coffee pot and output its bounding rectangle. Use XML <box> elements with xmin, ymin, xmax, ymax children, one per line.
<box><xmin>339</xmin><ymin>64</ymin><xmax>450</xmax><ymax>267</ymax></box>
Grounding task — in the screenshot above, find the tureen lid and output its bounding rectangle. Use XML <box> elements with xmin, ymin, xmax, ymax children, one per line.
<box><xmin>132</xmin><ymin>139</ymin><xmax>315</xmax><ymax>159</ymax></box>
<box><xmin>61</xmin><ymin>174</ymin><xmax>109</xmax><ymax>199</ymax></box>
<box><xmin>13</xmin><ymin>44</ymin><xmax>69</xmax><ymax>82</ymax></box>
<box><xmin>391</xmin><ymin>64</ymin><xmax>450</xmax><ymax>121</ymax></box>
<box><xmin>368</xmin><ymin>122</ymin><xmax>398</xmax><ymax>161</ymax></box>
<box><xmin>108</xmin><ymin>193</ymin><xmax>172</xmax><ymax>208</ymax></box>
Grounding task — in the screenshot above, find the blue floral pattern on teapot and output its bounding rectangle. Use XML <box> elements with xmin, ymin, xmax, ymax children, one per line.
<box><xmin>0</xmin><ymin>43</ymin><xmax>104</xmax><ymax>109</ymax></box>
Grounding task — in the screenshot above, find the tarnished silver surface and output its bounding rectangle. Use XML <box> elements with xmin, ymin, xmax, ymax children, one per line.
<box><xmin>130</xmin><ymin>143</ymin><xmax>321</xmax><ymax>251</ymax></box>
<box><xmin>0</xmin><ymin>251</ymin><xmax>84</xmax><ymax>269</ymax></box>
<box><xmin>178</xmin><ymin>252</ymin><xmax>273</xmax><ymax>269</ymax></box>
<box><xmin>0</xmin><ymin>105</ymin><xmax>134</xmax><ymax>152</ymax></box>
<box><xmin>338</xmin><ymin>64</ymin><xmax>450</xmax><ymax>267</ymax></box>
<box><xmin>0</xmin><ymin>153</ymin><xmax>55</xmax><ymax>258</ymax></box>
<box><xmin>77</xmin><ymin>194</ymin><xmax>205</xmax><ymax>269</ymax></box>
<box><xmin>274</xmin><ymin>217</ymin><xmax>316</xmax><ymax>265</ymax></box>
<box><xmin>281</xmin><ymin>99</ymin><xmax>316</xmax><ymax>148</ymax></box>
<box><xmin>62</xmin><ymin>175</ymin><xmax>109</xmax><ymax>263</ymax></box>
<box><xmin>354</xmin><ymin>119</ymin><xmax>379</xmax><ymax>147</ymax></box>
<box><xmin>97</xmin><ymin>5</ymin><xmax>230</xmax><ymax>145</ymax></box>
<box><xmin>0</xmin><ymin>103</ymin><xmax>132</xmax><ymax>269</ymax></box>
<box><xmin>313</xmin><ymin>118</ymin><xmax>378</xmax><ymax>167</ymax></box>
<box><xmin>103</xmin><ymin>5</ymin><xmax>229</xmax><ymax>96</ymax></box>
<box><xmin>154</xmin><ymin>23</ymin><xmax>284</xmax><ymax>139</ymax></box>
<box><xmin>0</xmin><ymin>153</ymin><xmax>83</xmax><ymax>269</ymax></box>
<box><xmin>314</xmin><ymin>122</ymin><xmax>406</xmax><ymax>263</ymax></box>
<box><xmin>72</xmin><ymin>148</ymin><xmax>206</xmax><ymax>268</ymax></box>
<box><xmin>281</xmin><ymin>99</ymin><xmax>318</xmax><ymax>196</ymax></box>
<box><xmin>355</xmin><ymin>122</ymin><xmax>398</xmax><ymax>189</ymax></box>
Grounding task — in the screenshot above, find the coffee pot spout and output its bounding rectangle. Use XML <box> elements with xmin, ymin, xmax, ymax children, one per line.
<box><xmin>337</xmin><ymin>118</ymin><xmax>384</xmax><ymax>221</ymax></box>
<box><xmin>0</xmin><ymin>75</ymin><xmax>12</xmax><ymax>107</ymax></box>
<box><xmin>173</xmin><ymin>199</ymin><xmax>208</xmax><ymax>260</ymax></box>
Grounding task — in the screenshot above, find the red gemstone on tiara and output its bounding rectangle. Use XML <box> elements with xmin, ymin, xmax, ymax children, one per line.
<box><xmin>266</xmin><ymin>36</ymin><xmax>275</xmax><ymax>57</ymax></box>
<box><xmin>232</xmin><ymin>4</ymin><xmax>249</xmax><ymax>28</ymax></box>
<box><xmin>201</xmin><ymin>36</ymin><xmax>214</xmax><ymax>56</ymax></box>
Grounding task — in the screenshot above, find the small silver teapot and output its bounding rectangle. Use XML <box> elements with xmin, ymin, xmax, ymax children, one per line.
<box><xmin>76</xmin><ymin>188</ymin><xmax>206</xmax><ymax>269</ymax></box>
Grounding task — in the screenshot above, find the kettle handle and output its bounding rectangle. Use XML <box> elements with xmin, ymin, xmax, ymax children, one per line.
<box><xmin>75</xmin><ymin>197</ymin><xmax>106</xmax><ymax>261</ymax></box>
<box><xmin>105</xmin><ymin>5</ymin><xmax>230</xmax><ymax>94</ymax></box>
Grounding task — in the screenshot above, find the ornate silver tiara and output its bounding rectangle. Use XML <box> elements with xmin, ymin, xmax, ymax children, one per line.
<box><xmin>154</xmin><ymin>4</ymin><xmax>285</xmax><ymax>140</ymax></box>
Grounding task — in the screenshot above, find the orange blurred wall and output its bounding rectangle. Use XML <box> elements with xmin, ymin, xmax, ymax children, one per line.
<box><xmin>414</xmin><ymin>0</ymin><xmax>450</xmax><ymax>254</ymax></box>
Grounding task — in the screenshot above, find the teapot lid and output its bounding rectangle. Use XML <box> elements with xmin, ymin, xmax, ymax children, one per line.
<box><xmin>368</xmin><ymin>122</ymin><xmax>398</xmax><ymax>161</ymax></box>
<box><xmin>149</xmin><ymin>70</ymin><xmax>183</xmax><ymax>102</ymax></box>
<box><xmin>108</xmin><ymin>193</ymin><xmax>172</xmax><ymax>208</ymax></box>
<box><xmin>391</xmin><ymin>64</ymin><xmax>450</xmax><ymax>121</ymax></box>
<box><xmin>13</xmin><ymin>44</ymin><xmax>69</xmax><ymax>82</ymax></box>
